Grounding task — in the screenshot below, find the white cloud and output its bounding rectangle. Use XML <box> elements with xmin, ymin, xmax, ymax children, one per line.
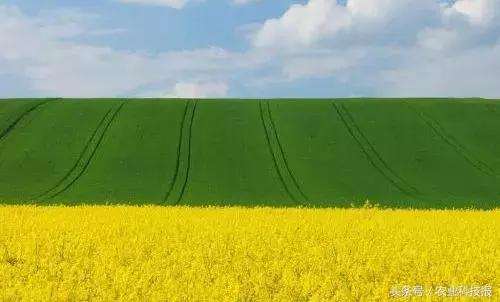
<box><xmin>418</xmin><ymin>0</ymin><xmax>500</xmax><ymax>51</ymax></box>
<box><xmin>417</xmin><ymin>28</ymin><xmax>460</xmax><ymax>51</ymax></box>
<box><xmin>0</xmin><ymin>5</ymin><xmax>257</xmax><ymax>97</ymax></box>
<box><xmin>2</xmin><ymin>1</ymin><xmax>500</xmax><ymax>98</ymax></box>
<box><xmin>253</xmin><ymin>0</ymin><xmax>351</xmax><ymax>49</ymax></box>
<box><xmin>140</xmin><ymin>81</ymin><xmax>229</xmax><ymax>98</ymax></box>
<box><xmin>346</xmin><ymin>0</ymin><xmax>402</xmax><ymax>20</ymax></box>
<box><xmin>0</xmin><ymin>6</ymin><xmax>154</xmax><ymax>95</ymax></box>
<box><xmin>380</xmin><ymin>44</ymin><xmax>500</xmax><ymax>97</ymax></box>
<box><xmin>446</xmin><ymin>0</ymin><xmax>498</xmax><ymax>25</ymax></box>
<box><xmin>281</xmin><ymin>51</ymin><xmax>361</xmax><ymax>80</ymax></box>
<box><xmin>253</xmin><ymin>0</ymin><xmax>441</xmax><ymax>50</ymax></box>
<box><xmin>171</xmin><ymin>81</ymin><xmax>228</xmax><ymax>97</ymax></box>
<box><xmin>248</xmin><ymin>0</ymin><xmax>500</xmax><ymax>97</ymax></box>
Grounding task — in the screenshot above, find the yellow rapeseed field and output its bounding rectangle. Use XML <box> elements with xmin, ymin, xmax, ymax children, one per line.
<box><xmin>0</xmin><ymin>206</ymin><xmax>498</xmax><ymax>301</ymax></box>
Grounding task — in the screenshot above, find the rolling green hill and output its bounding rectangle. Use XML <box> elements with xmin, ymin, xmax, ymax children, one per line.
<box><xmin>0</xmin><ymin>98</ymin><xmax>499</xmax><ymax>208</ymax></box>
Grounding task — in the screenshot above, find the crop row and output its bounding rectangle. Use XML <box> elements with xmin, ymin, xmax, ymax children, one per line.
<box><xmin>0</xmin><ymin>99</ymin><xmax>500</xmax><ymax>208</ymax></box>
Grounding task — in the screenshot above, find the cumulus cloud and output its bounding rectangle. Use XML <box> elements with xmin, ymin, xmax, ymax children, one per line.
<box><xmin>253</xmin><ymin>0</ymin><xmax>441</xmax><ymax>50</ymax></box>
<box><xmin>418</xmin><ymin>0</ymin><xmax>500</xmax><ymax>51</ymax></box>
<box><xmin>249</xmin><ymin>0</ymin><xmax>500</xmax><ymax>97</ymax></box>
<box><xmin>446</xmin><ymin>0</ymin><xmax>498</xmax><ymax>25</ymax></box>
<box><xmin>253</xmin><ymin>0</ymin><xmax>351</xmax><ymax>49</ymax></box>
<box><xmin>2</xmin><ymin>1</ymin><xmax>500</xmax><ymax>98</ymax></box>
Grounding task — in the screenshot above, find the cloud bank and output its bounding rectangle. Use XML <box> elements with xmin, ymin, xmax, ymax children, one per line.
<box><xmin>251</xmin><ymin>0</ymin><xmax>500</xmax><ymax>96</ymax></box>
<box><xmin>1</xmin><ymin>0</ymin><xmax>499</xmax><ymax>97</ymax></box>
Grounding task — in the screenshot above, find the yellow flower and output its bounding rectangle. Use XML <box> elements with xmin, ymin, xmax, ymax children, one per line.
<box><xmin>0</xmin><ymin>206</ymin><xmax>498</xmax><ymax>301</ymax></box>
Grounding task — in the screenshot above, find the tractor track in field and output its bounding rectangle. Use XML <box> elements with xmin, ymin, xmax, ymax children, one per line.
<box><xmin>332</xmin><ymin>102</ymin><xmax>419</xmax><ymax>198</ymax></box>
<box><xmin>165</xmin><ymin>100</ymin><xmax>197</xmax><ymax>205</ymax></box>
<box><xmin>0</xmin><ymin>99</ymin><xmax>56</xmax><ymax>144</ymax></box>
<box><xmin>163</xmin><ymin>102</ymin><xmax>189</xmax><ymax>203</ymax></box>
<box><xmin>34</xmin><ymin>102</ymin><xmax>125</xmax><ymax>201</ymax></box>
<box><xmin>266</xmin><ymin>102</ymin><xmax>309</xmax><ymax>203</ymax></box>
<box><xmin>259</xmin><ymin>101</ymin><xmax>309</xmax><ymax>204</ymax></box>
<box><xmin>406</xmin><ymin>103</ymin><xmax>494</xmax><ymax>176</ymax></box>
<box><xmin>340</xmin><ymin>104</ymin><xmax>417</xmax><ymax>192</ymax></box>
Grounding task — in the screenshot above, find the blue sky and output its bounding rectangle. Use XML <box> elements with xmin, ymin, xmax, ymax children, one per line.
<box><xmin>9</xmin><ymin>0</ymin><xmax>299</xmax><ymax>52</ymax></box>
<box><xmin>0</xmin><ymin>0</ymin><xmax>499</xmax><ymax>98</ymax></box>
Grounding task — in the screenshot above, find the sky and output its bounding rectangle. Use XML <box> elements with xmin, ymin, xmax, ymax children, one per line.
<box><xmin>0</xmin><ymin>0</ymin><xmax>499</xmax><ymax>98</ymax></box>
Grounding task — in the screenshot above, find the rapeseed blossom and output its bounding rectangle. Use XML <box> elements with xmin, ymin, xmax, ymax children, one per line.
<box><xmin>0</xmin><ymin>206</ymin><xmax>498</xmax><ymax>301</ymax></box>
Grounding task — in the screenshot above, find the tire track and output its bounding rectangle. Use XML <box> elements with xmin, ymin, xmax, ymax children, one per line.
<box><xmin>35</xmin><ymin>101</ymin><xmax>125</xmax><ymax>201</ymax></box>
<box><xmin>259</xmin><ymin>102</ymin><xmax>292</xmax><ymax>202</ymax></box>
<box><xmin>0</xmin><ymin>99</ymin><xmax>56</xmax><ymax>143</ymax></box>
<box><xmin>407</xmin><ymin>103</ymin><xmax>494</xmax><ymax>176</ymax></box>
<box><xmin>266</xmin><ymin>101</ymin><xmax>309</xmax><ymax>203</ymax></box>
<box><xmin>164</xmin><ymin>100</ymin><xmax>197</xmax><ymax>205</ymax></box>
<box><xmin>163</xmin><ymin>102</ymin><xmax>189</xmax><ymax>202</ymax></box>
<box><xmin>260</xmin><ymin>101</ymin><xmax>309</xmax><ymax>204</ymax></box>
<box><xmin>341</xmin><ymin>104</ymin><xmax>419</xmax><ymax>193</ymax></box>
<box><xmin>34</xmin><ymin>102</ymin><xmax>118</xmax><ymax>200</ymax></box>
<box><xmin>332</xmin><ymin>102</ymin><xmax>418</xmax><ymax>198</ymax></box>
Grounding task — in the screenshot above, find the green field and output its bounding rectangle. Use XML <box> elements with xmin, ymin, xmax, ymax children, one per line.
<box><xmin>0</xmin><ymin>98</ymin><xmax>499</xmax><ymax>208</ymax></box>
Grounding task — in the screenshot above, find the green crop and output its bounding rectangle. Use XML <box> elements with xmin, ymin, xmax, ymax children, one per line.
<box><xmin>0</xmin><ymin>98</ymin><xmax>499</xmax><ymax>209</ymax></box>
